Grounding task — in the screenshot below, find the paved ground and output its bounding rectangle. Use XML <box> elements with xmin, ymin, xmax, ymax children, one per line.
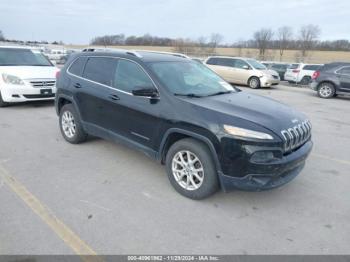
<box><xmin>0</xmin><ymin>84</ymin><xmax>349</xmax><ymax>255</ymax></box>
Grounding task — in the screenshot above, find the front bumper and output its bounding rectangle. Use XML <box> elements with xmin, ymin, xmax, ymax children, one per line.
<box><xmin>218</xmin><ymin>140</ymin><xmax>313</xmax><ymax>191</ymax></box>
<box><xmin>310</xmin><ymin>81</ymin><xmax>318</xmax><ymax>91</ymax></box>
<box><xmin>260</xmin><ymin>76</ymin><xmax>280</xmax><ymax>87</ymax></box>
<box><xmin>0</xmin><ymin>83</ymin><xmax>56</xmax><ymax>102</ymax></box>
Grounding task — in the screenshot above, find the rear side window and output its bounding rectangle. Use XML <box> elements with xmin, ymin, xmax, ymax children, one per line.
<box><xmin>83</xmin><ymin>57</ymin><xmax>118</xmax><ymax>86</ymax></box>
<box><xmin>216</xmin><ymin>58</ymin><xmax>235</xmax><ymax>67</ymax></box>
<box><xmin>114</xmin><ymin>60</ymin><xmax>154</xmax><ymax>93</ymax></box>
<box><xmin>68</xmin><ymin>57</ymin><xmax>86</xmax><ymax>76</ymax></box>
<box><xmin>338</xmin><ymin>67</ymin><xmax>350</xmax><ymax>76</ymax></box>
<box><xmin>303</xmin><ymin>65</ymin><xmax>321</xmax><ymax>70</ymax></box>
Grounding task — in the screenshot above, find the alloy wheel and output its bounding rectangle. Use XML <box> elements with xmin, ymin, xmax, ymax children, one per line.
<box><xmin>171</xmin><ymin>150</ymin><xmax>204</xmax><ymax>191</ymax></box>
<box><xmin>319</xmin><ymin>85</ymin><xmax>332</xmax><ymax>98</ymax></box>
<box><xmin>61</xmin><ymin>111</ymin><xmax>76</xmax><ymax>138</ymax></box>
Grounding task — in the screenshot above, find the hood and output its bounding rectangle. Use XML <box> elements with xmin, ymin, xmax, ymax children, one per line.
<box><xmin>0</xmin><ymin>66</ymin><xmax>58</xmax><ymax>80</ymax></box>
<box><xmin>181</xmin><ymin>92</ymin><xmax>308</xmax><ymax>137</ymax></box>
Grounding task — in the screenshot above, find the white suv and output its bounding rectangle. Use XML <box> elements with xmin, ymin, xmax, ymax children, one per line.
<box><xmin>284</xmin><ymin>63</ymin><xmax>322</xmax><ymax>85</ymax></box>
<box><xmin>0</xmin><ymin>46</ymin><xmax>59</xmax><ymax>107</ymax></box>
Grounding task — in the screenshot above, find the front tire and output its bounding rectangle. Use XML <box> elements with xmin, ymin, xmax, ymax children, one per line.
<box><xmin>0</xmin><ymin>91</ymin><xmax>9</xmax><ymax>107</ymax></box>
<box><xmin>248</xmin><ymin>77</ymin><xmax>260</xmax><ymax>89</ymax></box>
<box><xmin>318</xmin><ymin>83</ymin><xmax>335</xmax><ymax>99</ymax></box>
<box><xmin>59</xmin><ymin>104</ymin><xmax>87</xmax><ymax>144</ymax></box>
<box><xmin>165</xmin><ymin>138</ymin><xmax>219</xmax><ymax>200</ymax></box>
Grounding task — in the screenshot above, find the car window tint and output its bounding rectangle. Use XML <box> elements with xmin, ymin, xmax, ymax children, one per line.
<box><xmin>234</xmin><ymin>59</ymin><xmax>249</xmax><ymax>69</ymax></box>
<box><xmin>69</xmin><ymin>57</ymin><xmax>85</xmax><ymax>76</ymax></box>
<box><xmin>290</xmin><ymin>64</ymin><xmax>300</xmax><ymax>69</ymax></box>
<box><xmin>83</xmin><ymin>57</ymin><xmax>118</xmax><ymax>86</ymax></box>
<box><xmin>303</xmin><ymin>65</ymin><xmax>320</xmax><ymax>70</ymax></box>
<box><xmin>114</xmin><ymin>60</ymin><xmax>154</xmax><ymax>93</ymax></box>
<box><xmin>215</xmin><ymin>58</ymin><xmax>235</xmax><ymax>67</ymax></box>
<box><xmin>206</xmin><ymin>58</ymin><xmax>218</xmax><ymax>65</ymax></box>
<box><xmin>338</xmin><ymin>67</ymin><xmax>350</xmax><ymax>76</ymax></box>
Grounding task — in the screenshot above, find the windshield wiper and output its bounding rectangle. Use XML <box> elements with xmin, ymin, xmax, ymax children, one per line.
<box><xmin>205</xmin><ymin>90</ymin><xmax>233</xmax><ymax>97</ymax></box>
<box><xmin>174</xmin><ymin>93</ymin><xmax>203</xmax><ymax>98</ymax></box>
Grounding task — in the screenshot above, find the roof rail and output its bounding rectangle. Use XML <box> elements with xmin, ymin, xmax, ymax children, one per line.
<box><xmin>133</xmin><ymin>50</ymin><xmax>190</xmax><ymax>59</ymax></box>
<box><xmin>82</xmin><ymin>48</ymin><xmax>142</xmax><ymax>58</ymax></box>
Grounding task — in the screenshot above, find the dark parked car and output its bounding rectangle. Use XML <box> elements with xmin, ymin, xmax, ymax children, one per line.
<box><xmin>310</xmin><ymin>62</ymin><xmax>350</xmax><ymax>98</ymax></box>
<box><xmin>55</xmin><ymin>50</ymin><xmax>313</xmax><ymax>199</ymax></box>
<box><xmin>269</xmin><ymin>63</ymin><xmax>291</xmax><ymax>81</ymax></box>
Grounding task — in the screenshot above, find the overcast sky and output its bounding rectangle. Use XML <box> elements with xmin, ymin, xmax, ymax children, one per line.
<box><xmin>1</xmin><ymin>0</ymin><xmax>349</xmax><ymax>44</ymax></box>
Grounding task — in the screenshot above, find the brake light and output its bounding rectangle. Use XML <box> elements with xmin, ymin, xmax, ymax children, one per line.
<box><xmin>312</xmin><ymin>71</ymin><xmax>320</xmax><ymax>80</ymax></box>
<box><xmin>56</xmin><ymin>70</ymin><xmax>60</xmax><ymax>79</ymax></box>
<box><xmin>292</xmin><ymin>69</ymin><xmax>300</xmax><ymax>73</ymax></box>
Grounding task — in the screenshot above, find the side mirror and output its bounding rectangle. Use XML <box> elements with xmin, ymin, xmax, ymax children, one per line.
<box><xmin>242</xmin><ymin>65</ymin><xmax>250</xmax><ymax>70</ymax></box>
<box><xmin>132</xmin><ymin>87</ymin><xmax>159</xmax><ymax>98</ymax></box>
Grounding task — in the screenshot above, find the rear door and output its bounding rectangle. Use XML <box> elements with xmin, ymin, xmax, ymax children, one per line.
<box><xmin>77</xmin><ymin>56</ymin><xmax>120</xmax><ymax>129</ymax></box>
<box><xmin>337</xmin><ymin>66</ymin><xmax>350</xmax><ymax>92</ymax></box>
<box><xmin>206</xmin><ymin>57</ymin><xmax>236</xmax><ymax>83</ymax></box>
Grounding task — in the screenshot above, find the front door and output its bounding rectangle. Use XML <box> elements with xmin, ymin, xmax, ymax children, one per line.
<box><xmin>337</xmin><ymin>66</ymin><xmax>350</xmax><ymax>92</ymax></box>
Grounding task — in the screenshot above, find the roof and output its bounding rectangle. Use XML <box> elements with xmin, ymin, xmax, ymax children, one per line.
<box><xmin>207</xmin><ymin>56</ymin><xmax>256</xmax><ymax>60</ymax></box>
<box><xmin>0</xmin><ymin>45</ymin><xmax>33</xmax><ymax>50</ymax></box>
<box><xmin>80</xmin><ymin>49</ymin><xmax>190</xmax><ymax>63</ymax></box>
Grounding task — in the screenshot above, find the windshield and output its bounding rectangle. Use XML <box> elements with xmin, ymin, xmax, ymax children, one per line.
<box><xmin>149</xmin><ymin>61</ymin><xmax>235</xmax><ymax>96</ymax></box>
<box><xmin>0</xmin><ymin>48</ymin><xmax>53</xmax><ymax>66</ymax></box>
<box><xmin>247</xmin><ymin>59</ymin><xmax>266</xmax><ymax>70</ymax></box>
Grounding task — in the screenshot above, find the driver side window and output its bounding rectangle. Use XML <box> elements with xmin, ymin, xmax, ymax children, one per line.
<box><xmin>114</xmin><ymin>60</ymin><xmax>154</xmax><ymax>93</ymax></box>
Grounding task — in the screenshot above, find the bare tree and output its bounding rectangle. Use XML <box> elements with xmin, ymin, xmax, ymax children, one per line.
<box><xmin>277</xmin><ymin>26</ymin><xmax>293</xmax><ymax>61</ymax></box>
<box><xmin>209</xmin><ymin>33</ymin><xmax>223</xmax><ymax>48</ymax></box>
<box><xmin>299</xmin><ymin>24</ymin><xmax>321</xmax><ymax>59</ymax></box>
<box><xmin>253</xmin><ymin>28</ymin><xmax>274</xmax><ymax>60</ymax></box>
<box><xmin>0</xmin><ymin>30</ymin><xmax>5</xmax><ymax>41</ymax></box>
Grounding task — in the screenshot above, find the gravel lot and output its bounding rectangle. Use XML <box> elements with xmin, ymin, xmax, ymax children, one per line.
<box><xmin>0</xmin><ymin>83</ymin><xmax>349</xmax><ymax>255</ymax></box>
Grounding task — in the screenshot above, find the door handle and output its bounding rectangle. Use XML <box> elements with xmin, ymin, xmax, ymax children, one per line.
<box><xmin>108</xmin><ymin>94</ymin><xmax>120</xmax><ymax>101</ymax></box>
<box><xmin>74</xmin><ymin>83</ymin><xmax>82</xmax><ymax>88</ymax></box>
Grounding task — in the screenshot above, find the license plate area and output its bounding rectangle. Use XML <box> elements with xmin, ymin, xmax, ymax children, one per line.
<box><xmin>40</xmin><ymin>89</ymin><xmax>52</xmax><ymax>95</ymax></box>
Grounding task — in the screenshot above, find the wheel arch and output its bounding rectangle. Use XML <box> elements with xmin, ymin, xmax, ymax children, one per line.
<box><xmin>317</xmin><ymin>80</ymin><xmax>337</xmax><ymax>91</ymax></box>
<box><xmin>55</xmin><ymin>94</ymin><xmax>82</xmax><ymax>119</ymax></box>
<box><xmin>158</xmin><ymin>128</ymin><xmax>223</xmax><ymax>173</ymax></box>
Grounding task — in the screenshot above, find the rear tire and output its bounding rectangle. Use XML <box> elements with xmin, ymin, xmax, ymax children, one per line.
<box><xmin>300</xmin><ymin>76</ymin><xmax>311</xmax><ymax>85</ymax></box>
<box><xmin>59</xmin><ymin>104</ymin><xmax>87</xmax><ymax>144</ymax></box>
<box><xmin>248</xmin><ymin>77</ymin><xmax>260</xmax><ymax>89</ymax></box>
<box><xmin>318</xmin><ymin>83</ymin><xmax>335</xmax><ymax>99</ymax></box>
<box><xmin>0</xmin><ymin>91</ymin><xmax>9</xmax><ymax>107</ymax></box>
<box><xmin>165</xmin><ymin>138</ymin><xmax>219</xmax><ymax>200</ymax></box>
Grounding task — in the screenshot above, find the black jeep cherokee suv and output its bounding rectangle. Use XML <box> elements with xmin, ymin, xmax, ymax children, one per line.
<box><xmin>55</xmin><ymin>50</ymin><xmax>313</xmax><ymax>199</ymax></box>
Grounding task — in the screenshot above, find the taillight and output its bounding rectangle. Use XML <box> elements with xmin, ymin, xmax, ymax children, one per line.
<box><xmin>292</xmin><ymin>69</ymin><xmax>300</xmax><ymax>73</ymax></box>
<box><xmin>312</xmin><ymin>71</ymin><xmax>320</xmax><ymax>80</ymax></box>
<box><xmin>56</xmin><ymin>70</ymin><xmax>60</xmax><ymax>79</ymax></box>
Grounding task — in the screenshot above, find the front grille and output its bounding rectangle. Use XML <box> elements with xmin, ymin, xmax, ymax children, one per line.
<box><xmin>30</xmin><ymin>80</ymin><xmax>56</xmax><ymax>88</ymax></box>
<box><xmin>281</xmin><ymin>120</ymin><xmax>312</xmax><ymax>153</ymax></box>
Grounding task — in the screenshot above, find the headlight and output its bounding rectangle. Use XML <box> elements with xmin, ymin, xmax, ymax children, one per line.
<box><xmin>2</xmin><ymin>74</ymin><xmax>25</xmax><ymax>85</ymax></box>
<box><xmin>223</xmin><ymin>125</ymin><xmax>273</xmax><ymax>140</ymax></box>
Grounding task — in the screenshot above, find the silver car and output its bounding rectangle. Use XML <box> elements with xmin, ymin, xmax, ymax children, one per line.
<box><xmin>204</xmin><ymin>56</ymin><xmax>280</xmax><ymax>88</ymax></box>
